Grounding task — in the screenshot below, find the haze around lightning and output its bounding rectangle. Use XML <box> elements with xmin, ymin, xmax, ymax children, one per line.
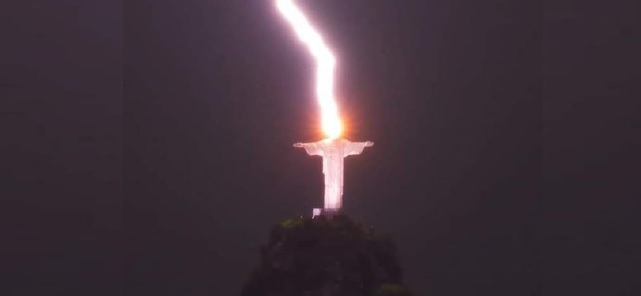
<box><xmin>276</xmin><ymin>0</ymin><xmax>343</xmax><ymax>139</ymax></box>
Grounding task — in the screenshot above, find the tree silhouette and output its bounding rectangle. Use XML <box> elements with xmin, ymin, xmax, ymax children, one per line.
<box><xmin>241</xmin><ymin>215</ymin><xmax>412</xmax><ymax>296</ymax></box>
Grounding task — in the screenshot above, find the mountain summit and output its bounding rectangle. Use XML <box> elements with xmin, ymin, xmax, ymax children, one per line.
<box><xmin>241</xmin><ymin>214</ymin><xmax>412</xmax><ymax>296</ymax></box>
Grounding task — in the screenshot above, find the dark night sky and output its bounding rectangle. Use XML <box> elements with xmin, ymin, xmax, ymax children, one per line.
<box><xmin>2</xmin><ymin>0</ymin><xmax>639</xmax><ymax>295</ymax></box>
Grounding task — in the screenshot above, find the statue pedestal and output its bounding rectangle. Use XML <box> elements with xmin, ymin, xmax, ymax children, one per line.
<box><xmin>312</xmin><ymin>208</ymin><xmax>341</xmax><ymax>218</ymax></box>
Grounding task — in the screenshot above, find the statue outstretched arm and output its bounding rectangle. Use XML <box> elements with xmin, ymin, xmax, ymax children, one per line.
<box><xmin>344</xmin><ymin>141</ymin><xmax>374</xmax><ymax>156</ymax></box>
<box><xmin>293</xmin><ymin>142</ymin><xmax>323</xmax><ymax>156</ymax></box>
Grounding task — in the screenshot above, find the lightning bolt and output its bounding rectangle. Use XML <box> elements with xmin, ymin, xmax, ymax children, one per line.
<box><xmin>276</xmin><ymin>0</ymin><xmax>343</xmax><ymax>139</ymax></box>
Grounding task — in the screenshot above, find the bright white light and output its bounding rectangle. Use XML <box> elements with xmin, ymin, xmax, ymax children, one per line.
<box><xmin>276</xmin><ymin>0</ymin><xmax>343</xmax><ymax>139</ymax></box>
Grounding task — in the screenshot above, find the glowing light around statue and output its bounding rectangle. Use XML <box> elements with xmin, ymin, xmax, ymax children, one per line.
<box><xmin>276</xmin><ymin>0</ymin><xmax>374</xmax><ymax>215</ymax></box>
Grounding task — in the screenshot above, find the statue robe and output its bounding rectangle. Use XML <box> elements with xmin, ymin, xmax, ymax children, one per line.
<box><xmin>299</xmin><ymin>139</ymin><xmax>370</xmax><ymax>210</ymax></box>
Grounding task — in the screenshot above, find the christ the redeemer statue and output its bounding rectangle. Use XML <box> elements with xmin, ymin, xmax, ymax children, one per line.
<box><xmin>294</xmin><ymin>139</ymin><xmax>373</xmax><ymax>214</ymax></box>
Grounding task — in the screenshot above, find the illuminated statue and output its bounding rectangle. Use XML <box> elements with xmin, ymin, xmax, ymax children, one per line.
<box><xmin>277</xmin><ymin>0</ymin><xmax>375</xmax><ymax>216</ymax></box>
<box><xmin>294</xmin><ymin>139</ymin><xmax>374</xmax><ymax>213</ymax></box>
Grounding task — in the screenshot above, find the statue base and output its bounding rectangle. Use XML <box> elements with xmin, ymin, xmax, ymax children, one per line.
<box><xmin>312</xmin><ymin>208</ymin><xmax>341</xmax><ymax>219</ymax></box>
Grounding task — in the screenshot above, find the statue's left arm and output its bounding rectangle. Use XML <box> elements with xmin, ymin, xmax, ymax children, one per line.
<box><xmin>344</xmin><ymin>141</ymin><xmax>374</xmax><ymax>156</ymax></box>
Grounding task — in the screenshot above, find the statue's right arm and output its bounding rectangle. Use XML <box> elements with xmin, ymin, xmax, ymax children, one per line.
<box><xmin>294</xmin><ymin>142</ymin><xmax>322</xmax><ymax>156</ymax></box>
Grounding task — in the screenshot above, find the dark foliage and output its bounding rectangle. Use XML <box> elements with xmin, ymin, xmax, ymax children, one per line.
<box><xmin>241</xmin><ymin>215</ymin><xmax>412</xmax><ymax>296</ymax></box>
